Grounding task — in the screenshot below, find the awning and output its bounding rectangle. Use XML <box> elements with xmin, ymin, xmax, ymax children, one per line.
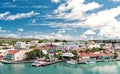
<box><xmin>62</xmin><ymin>52</ymin><xmax>74</xmax><ymax>57</ymax></box>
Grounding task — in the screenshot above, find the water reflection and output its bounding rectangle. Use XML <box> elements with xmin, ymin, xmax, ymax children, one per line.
<box><xmin>55</xmin><ymin>61</ymin><xmax>120</xmax><ymax>74</ymax></box>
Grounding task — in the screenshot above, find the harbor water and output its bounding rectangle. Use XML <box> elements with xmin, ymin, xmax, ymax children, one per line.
<box><xmin>0</xmin><ymin>61</ymin><xmax>120</xmax><ymax>74</ymax></box>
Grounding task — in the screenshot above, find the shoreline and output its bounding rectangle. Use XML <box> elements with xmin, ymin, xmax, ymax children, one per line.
<box><xmin>1</xmin><ymin>58</ymin><xmax>120</xmax><ymax>65</ymax></box>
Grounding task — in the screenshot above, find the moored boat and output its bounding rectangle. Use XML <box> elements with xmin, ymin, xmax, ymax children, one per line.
<box><xmin>0</xmin><ymin>60</ymin><xmax>13</xmax><ymax>64</ymax></box>
<box><xmin>32</xmin><ymin>60</ymin><xmax>46</xmax><ymax>67</ymax></box>
<box><xmin>85</xmin><ymin>60</ymin><xmax>96</xmax><ymax>64</ymax></box>
<box><xmin>66</xmin><ymin>60</ymin><xmax>77</xmax><ymax>64</ymax></box>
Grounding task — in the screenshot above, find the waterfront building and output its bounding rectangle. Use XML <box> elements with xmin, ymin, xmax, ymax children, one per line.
<box><xmin>6</xmin><ymin>50</ymin><xmax>20</xmax><ymax>61</ymax></box>
<box><xmin>78</xmin><ymin>52</ymin><xmax>114</xmax><ymax>61</ymax></box>
<box><xmin>5</xmin><ymin>49</ymin><xmax>33</xmax><ymax>61</ymax></box>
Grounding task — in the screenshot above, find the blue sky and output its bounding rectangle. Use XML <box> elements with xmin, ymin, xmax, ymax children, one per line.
<box><xmin>0</xmin><ymin>0</ymin><xmax>120</xmax><ymax>40</ymax></box>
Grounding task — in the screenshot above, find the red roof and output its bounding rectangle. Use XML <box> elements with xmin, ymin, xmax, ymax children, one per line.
<box><xmin>107</xmin><ymin>53</ymin><xmax>114</xmax><ymax>56</ymax></box>
<box><xmin>8</xmin><ymin>50</ymin><xmax>20</xmax><ymax>55</ymax></box>
<box><xmin>96</xmin><ymin>53</ymin><xmax>106</xmax><ymax>56</ymax></box>
<box><xmin>78</xmin><ymin>52</ymin><xmax>88</xmax><ymax>56</ymax></box>
<box><xmin>78</xmin><ymin>52</ymin><xmax>114</xmax><ymax>57</ymax></box>
<box><xmin>78</xmin><ymin>52</ymin><xmax>96</xmax><ymax>57</ymax></box>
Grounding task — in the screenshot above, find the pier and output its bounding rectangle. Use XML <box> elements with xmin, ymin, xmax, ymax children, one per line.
<box><xmin>0</xmin><ymin>60</ymin><xmax>35</xmax><ymax>64</ymax></box>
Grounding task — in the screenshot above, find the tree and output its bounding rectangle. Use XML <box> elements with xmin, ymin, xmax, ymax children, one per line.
<box><xmin>84</xmin><ymin>49</ymin><xmax>90</xmax><ymax>53</ymax></box>
<box><xmin>114</xmin><ymin>51</ymin><xmax>118</xmax><ymax>58</ymax></box>
<box><xmin>91</xmin><ymin>47</ymin><xmax>99</xmax><ymax>52</ymax></box>
<box><xmin>71</xmin><ymin>50</ymin><xmax>78</xmax><ymax>60</ymax></box>
<box><xmin>25</xmin><ymin>49</ymin><xmax>43</xmax><ymax>60</ymax></box>
<box><xmin>62</xmin><ymin>40</ymin><xmax>67</xmax><ymax>43</ymax></box>
<box><xmin>99</xmin><ymin>48</ymin><xmax>105</xmax><ymax>51</ymax></box>
<box><xmin>30</xmin><ymin>46</ymin><xmax>36</xmax><ymax>49</ymax></box>
<box><xmin>54</xmin><ymin>52</ymin><xmax>62</xmax><ymax>58</ymax></box>
<box><xmin>38</xmin><ymin>40</ymin><xmax>44</xmax><ymax>43</ymax></box>
<box><xmin>71</xmin><ymin>50</ymin><xmax>77</xmax><ymax>55</ymax></box>
<box><xmin>54</xmin><ymin>39</ymin><xmax>60</xmax><ymax>42</ymax></box>
<box><xmin>45</xmin><ymin>54</ymin><xmax>49</xmax><ymax>59</ymax></box>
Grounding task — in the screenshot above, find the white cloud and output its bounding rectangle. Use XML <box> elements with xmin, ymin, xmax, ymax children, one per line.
<box><xmin>111</xmin><ymin>0</ymin><xmax>120</xmax><ymax>2</ymax></box>
<box><xmin>6</xmin><ymin>34</ymin><xmax>18</xmax><ymax>38</ymax></box>
<box><xmin>52</xmin><ymin>1</ymin><xmax>120</xmax><ymax>39</ymax></box>
<box><xmin>23</xmin><ymin>33</ymin><xmax>73</xmax><ymax>40</ymax></box>
<box><xmin>50</xmin><ymin>33</ymin><xmax>73</xmax><ymax>40</ymax></box>
<box><xmin>0</xmin><ymin>12</ymin><xmax>10</xmax><ymax>19</ymax></box>
<box><xmin>6</xmin><ymin>11</ymin><xmax>39</xmax><ymax>20</ymax></box>
<box><xmin>17</xmin><ymin>28</ymin><xmax>24</xmax><ymax>32</ymax></box>
<box><xmin>0</xmin><ymin>27</ymin><xmax>6</xmax><ymax>33</ymax></box>
<box><xmin>51</xmin><ymin>0</ymin><xmax>60</xmax><ymax>3</ymax></box>
<box><xmin>81</xmin><ymin>6</ymin><xmax>120</xmax><ymax>39</ymax></box>
<box><xmin>79</xmin><ymin>34</ymin><xmax>87</xmax><ymax>40</ymax></box>
<box><xmin>83</xmin><ymin>6</ymin><xmax>120</xmax><ymax>29</ymax></box>
<box><xmin>0</xmin><ymin>29</ymin><xmax>6</xmax><ymax>33</ymax></box>
<box><xmin>30</xmin><ymin>19</ymin><xmax>38</xmax><ymax>23</ymax></box>
<box><xmin>58</xmin><ymin>30</ymin><xmax>66</xmax><ymax>34</ymax></box>
<box><xmin>0</xmin><ymin>11</ymin><xmax>40</xmax><ymax>20</ymax></box>
<box><xmin>84</xmin><ymin>30</ymin><xmax>96</xmax><ymax>35</ymax></box>
<box><xmin>54</xmin><ymin>0</ymin><xmax>102</xmax><ymax>20</ymax></box>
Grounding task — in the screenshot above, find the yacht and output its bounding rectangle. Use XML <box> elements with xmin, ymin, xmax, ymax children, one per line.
<box><xmin>32</xmin><ymin>60</ymin><xmax>46</xmax><ymax>67</ymax></box>
<box><xmin>66</xmin><ymin>60</ymin><xmax>77</xmax><ymax>64</ymax></box>
<box><xmin>85</xmin><ymin>60</ymin><xmax>96</xmax><ymax>64</ymax></box>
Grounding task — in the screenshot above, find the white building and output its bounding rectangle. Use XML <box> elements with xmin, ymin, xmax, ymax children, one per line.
<box><xmin>88</xmin><ymin>44</ymin><xmax>101</xmax><ymax>49</ymax></box>
<box><xmin>15</xmin><ymin>42</ymin><xmax>26</xmax><ymax>49</ymax></box>
<box><xmin>0</xmin><ymin>50</ymin><xmax>8</xmax><ymax>56</ymax></box>
<box><xmin>6</xmin><ymin>49</ymin><xmax>33</xmax><ymax>61</ymax></box>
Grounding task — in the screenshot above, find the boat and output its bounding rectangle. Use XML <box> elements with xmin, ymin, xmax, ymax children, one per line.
<box><xmin>32</xmin><ymin>60</ymin><xmax>46</xmax><ymax>67</ymax></box>
<box><xmin>0</xmin><ymin>60</ymin><xmax>13</xmax><ymax>64</ymax></box>
<box><xmin>85</xmin><ymin>60</ymin><xmax>96</xmax><ymax>64</ymax></box>
<box><xmin>66</xmin><ymin>60</ymin><xmax>77</xmax><ymax>64</ymax></box>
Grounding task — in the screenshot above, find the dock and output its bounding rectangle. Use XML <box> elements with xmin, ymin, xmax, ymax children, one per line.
<box><xmin>0</xmin><ymin>60</ymin><xmax>35</xmax><ymax>64</ymax></box>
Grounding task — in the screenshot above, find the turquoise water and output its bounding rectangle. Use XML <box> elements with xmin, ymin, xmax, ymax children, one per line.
<box><xmin>0</xmin><ymin>61</ymin><xmax>120</xmax><ymax>74</ymax></box>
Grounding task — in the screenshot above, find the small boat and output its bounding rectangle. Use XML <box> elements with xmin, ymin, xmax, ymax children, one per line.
<box><xmin>32</xmin><ymin>60</ymin><xmax>46</xmax><ymax>67</ymax></box>
<box><xmin>85</xmin><ymin>60</ymin><xmax>96</xmax><ymax>64</ymax></box>
<box><xmin>66</xmin><ymin>60</ymin><xmax>77</xmax><ymax>64</ymax></box>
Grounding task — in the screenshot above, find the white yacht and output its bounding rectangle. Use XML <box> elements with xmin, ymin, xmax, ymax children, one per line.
<box><xmin>32</xmin><ymin>60</ymin><xmax>46</xmax><ymax>67</ymax></box>
<box><xmin>85</xmin><ymin>60</ymin><xmax>96</xmax><ymax>64</ymax></box>
<box><xmin>66</xmin><ymin>60</ymin><xmax>77</xmax><ymax>64</ymax></box>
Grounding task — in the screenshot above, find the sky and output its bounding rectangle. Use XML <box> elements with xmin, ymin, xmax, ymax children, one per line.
<box><xmin>0</xmin><ymin>0</ymin><xmax>120</xmax><ymax>40</ymax></box>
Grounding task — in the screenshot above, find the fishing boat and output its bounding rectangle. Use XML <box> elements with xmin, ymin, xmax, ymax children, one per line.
<box><xmin>66</xmin><ymin>60</ymin><xmax>77</xmax><ymax>64</ymax></box>
<box><xmin>32</xmin><ymin>60</ymin><xmax>46</xmax><ymax>67</ymax></box>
